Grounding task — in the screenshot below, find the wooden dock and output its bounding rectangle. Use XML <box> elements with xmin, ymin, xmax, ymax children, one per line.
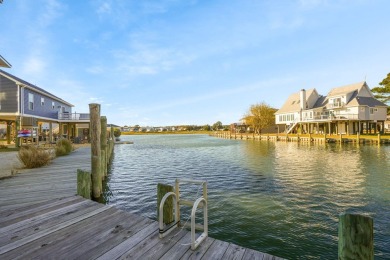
<box><xmin>212</xmin><ymin>132</ymin><xmax>390</xmax><ymax>145</ymax></box>
<box><xmin>0</xmin><ymin>147</ymin><xmax>284</xmax><ymax>259</ymax></box>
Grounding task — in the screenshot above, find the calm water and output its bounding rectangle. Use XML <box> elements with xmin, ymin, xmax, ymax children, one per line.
<box><xmin>103</xmin><ymin>134</ymin><xmax>390</xmax><ymax>259</ymax></box>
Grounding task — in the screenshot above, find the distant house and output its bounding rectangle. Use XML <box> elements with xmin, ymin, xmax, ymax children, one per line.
<box><xmin>0</xmin><ymin>69</ymin><xmax>90</xmax><ymax>145</ymax></box>
<box><xmin>275</xmin><ymin>82</ymin><xmax>388</xmax><ymax>134</ymax></box>
<box><xmin>385</xmin><ymin>115</ymin><xmax>390</xmax><ymax>133</ymax></box>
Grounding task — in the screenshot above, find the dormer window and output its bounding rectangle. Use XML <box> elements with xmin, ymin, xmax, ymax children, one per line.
<box><xmin>52</xmin><ymin>101</ymin><xmax>55</xmax><ymax>109</ymax></box>
<box><xmin>41</xmin><ymin>97</ymin><xmax>45</xmax><ymax>106</ymax></box>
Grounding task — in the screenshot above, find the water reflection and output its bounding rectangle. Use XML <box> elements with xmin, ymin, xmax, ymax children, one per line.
<box><xmin>103</xmin><ymin>135</ymin><xmax>390</xmax><ymax>259</ymax></box>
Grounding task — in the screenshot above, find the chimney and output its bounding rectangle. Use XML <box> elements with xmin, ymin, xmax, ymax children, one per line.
<box><xmin>300</xmin><ymin>89</ymin><xmax>306</xmax><ymax>110</ymax></box>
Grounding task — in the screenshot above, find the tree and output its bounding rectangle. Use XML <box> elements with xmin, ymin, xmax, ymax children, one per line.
<box><xmin>242</xmin><ymin>102</ymin><xmax>277</xmax><ymax>134</ymax></box>
<box><xmin>212</xmin><ymin>121</ymin><xmax>223</xmax><ymax>130</ymax></box>
<box><xmin>371</xmin><ymin>73</ymin><xmax>390</xmax><ymax>114</ymax></box>
<box><xmin>203</xmin><ymin>124</ymin><xmax>211</xmax><ymax>131</ymax></box>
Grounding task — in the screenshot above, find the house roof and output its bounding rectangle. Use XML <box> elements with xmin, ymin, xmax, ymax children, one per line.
<box><xmin>327</xmin><ymin>81</ymin><xmax>368</xmax><ymax>97</ymax></box>
<box><xmin>0</xmin><ymin>69</ymin><xmax>73</xmax><ymax>107</ymax></box>
<box><xmin>275</xmin><ymin>88</ymin><xmax>317</xmax><ymax>113</ymax></box>
<box><xmin>0</xmin><ymin>55</ymin><xmax>11</xmax><ymax>68</ymax></box>
<box><xmin>349</xmin><ymin>96</ymin><xmax>388</xmax><ymax>107</ymax></box>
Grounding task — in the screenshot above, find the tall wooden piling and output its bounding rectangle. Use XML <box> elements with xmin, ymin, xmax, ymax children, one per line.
<box><xmin>157</xmin><ymin>183</ymin><xmax>174</xmax><ymax>224</ymax></box>
<box><xmin>338</xmin><ymin>213</ymin><xmax>373</xmax><ymax>260</ymax></box>
<box><xmin>100</xmin><ymin>116</ymin><xmax>107</xmax><ymax>179</ymax></box>
<box><xmin>89</xmin><ymin>103</ymin><xmax>102</xmax><ymax>199</ymax></box>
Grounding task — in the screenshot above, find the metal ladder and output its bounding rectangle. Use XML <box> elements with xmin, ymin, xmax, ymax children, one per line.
<box><xmin>158</xmin><ymin>178</ymin><xmax>208</xmax><ymax>250</ymax></box>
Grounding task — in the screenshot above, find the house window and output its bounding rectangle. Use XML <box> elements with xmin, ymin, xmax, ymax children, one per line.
<box><xmin>52</xmin><ymin>102</ymin><xmax>55</xmax><ymax>109</ymax></box>
<box><xmin>28</xmin><ymin>93</ymin><xmax>34</xmax><ymax>110</ymax></box>
<box><xmin>41</xmin><ymin>97</ymin><xmax>45</xmax><ymax>106</ymax></box>
<box><xmin>370</xmin><ymin>108</ymin><xmax>374</xmax><ymax>114</ymax></box>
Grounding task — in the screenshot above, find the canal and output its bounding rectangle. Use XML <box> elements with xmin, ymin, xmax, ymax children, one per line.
<box><xmin>103</xmin><ymin>134</ymin><xmax>390</xmax><ymax>259</ymax></box>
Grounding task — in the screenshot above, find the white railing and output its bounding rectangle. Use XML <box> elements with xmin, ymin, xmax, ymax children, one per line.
<box><xmin>328</xmin><ymin>102</ymin><xmax>345</xmax><ymax>109</ymax></box>
<box><xmin>302</xmin><ymin>114</ymin><xmax>359</xmax><ymax>121</ymax></box>
<box><xmin>58</xmin><ymin>112</ymin><xmax>90</xmax><ymax>120</ymax></box>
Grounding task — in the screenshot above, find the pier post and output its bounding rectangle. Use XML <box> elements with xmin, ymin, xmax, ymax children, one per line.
<box><xmin>77</xmin><ymin>169</ymin><xmax>91</xmax><ymax>199</ymax></box>
<box><xmin>157</xmin><ymin>183</ymin><xmax>174</xmax><ymax>224</ymax></box>
<box><xmin>377</xmin><ymin>133</ymin><xmax>381</xmax><ymax>145</ymax></box>
<box><xmin>338</xmin><ymin>213</ymin><xmax>373</xmax><ymax>260</ymax></box>
<box><xmin>100</xmin><ymin>116</ymin><xmax>107</xmax><ymax>178</ymax></box>
<box><xmin>89</xmin><ymin>103</ymin><xmax>102</xmax><ymax>199</ymax></box>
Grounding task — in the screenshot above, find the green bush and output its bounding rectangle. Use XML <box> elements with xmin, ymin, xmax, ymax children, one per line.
<box><xmin>114</xmin><ymin>128</ymin><xmax>121</xmax><ymax>138</ymax></box>
<box><xmin>18</xmin><ymin>146</ymin><xmax>52</xmax><ymax>168</ymax></box>
<box><xmin>55</xmin><ymin>138</ymin><xmax>73</xmax><ymax>156</ymax></box>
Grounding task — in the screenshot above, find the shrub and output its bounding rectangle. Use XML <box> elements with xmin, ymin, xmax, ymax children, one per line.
<box><xmin>113</xmin><ymin>128</ymin><xmax>121</xmax><ymax>138</ymax></box>
<box><xmin>55</xmin><ymin>138</ymin><xmax>73</xmax><ymax>156</ymax></box>
<box><xmin>18</xmin><ymin>146</ymin><xmax>52</xmax><ymax>168</ymax></box>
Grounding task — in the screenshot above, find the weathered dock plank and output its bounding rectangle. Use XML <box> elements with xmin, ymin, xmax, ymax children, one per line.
<box><xmin>0</xmin><ymin>146</ymin><xmax>285</xmax><ymax>260</ymax></box>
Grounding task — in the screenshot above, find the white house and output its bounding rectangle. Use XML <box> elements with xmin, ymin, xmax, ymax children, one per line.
<box><xmin>275</xmin><ymin>82</ymin><xmax>388</xmax><ymax>134</ymax></box>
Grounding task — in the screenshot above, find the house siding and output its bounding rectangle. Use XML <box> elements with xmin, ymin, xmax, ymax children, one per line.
<box><xmin>22</xmin><ymin>88</ymin><xmax>72</xmax><ymax>119</ymax></box>
<box><xmin>0</xmin><ymin>74</ymin><xmax>18</xmax><ymax>113</ymax></box>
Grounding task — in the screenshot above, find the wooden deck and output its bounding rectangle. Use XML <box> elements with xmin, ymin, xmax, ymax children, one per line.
<box><xmin>0</xmin><ymin>147</ymin><xmax>284</xmax><ymax>259</ymax></box>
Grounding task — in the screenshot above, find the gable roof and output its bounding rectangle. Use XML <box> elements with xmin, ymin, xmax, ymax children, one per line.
<box><xmin>276</xmin><ymin>88</ymin><xmax>317</xmax><ymax>113</ymax></box>
<box><xmin>0</xmin><ymin>69</ymin><xmax>73</xmax><ymax>107</ymax></box>
<box><xmin>0</xmin><ymin>55</ymin><xmax>11</xmax><ymax>68</ymax></box>
<box><xmin>327</xmin><ymin>81</ymin><xmax>369</xmax><ymax>97</ymax></box>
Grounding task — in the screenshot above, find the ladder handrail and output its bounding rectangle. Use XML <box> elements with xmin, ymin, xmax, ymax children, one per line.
<box><xmin>191</xmin><ymin>197</ymin><xmax>208</xmax><ymax>250</ymax></box>
<box><xmin>158</xmin><ymin>192</ymin><xmax>179</xmax><ymax>238</ymax></box>
<box><xmin>159</xmin><ymin>179</ymin><xmax>208</xmax><ymax>250</ymax></box>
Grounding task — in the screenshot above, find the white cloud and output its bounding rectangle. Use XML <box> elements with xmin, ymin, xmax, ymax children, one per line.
<box><xmin>22</xmin><ymin>55</ymin><xmax>47</xmax><ymax>75</ymax></box>
<box><xmin>97</xmin><ymin>2</ymin><xmax>112</xmax><ymax>15</ymax></box>
<box><xmin>39</xmin><ymin>0</ymin><xmax>66</xmax><ymax>27</ymax></box>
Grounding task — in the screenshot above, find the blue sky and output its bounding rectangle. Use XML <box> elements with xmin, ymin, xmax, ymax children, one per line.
<box><xmin>1</xmin><ymin>0</ymin><xmax>389</xmax><ymax>126</ymax></box>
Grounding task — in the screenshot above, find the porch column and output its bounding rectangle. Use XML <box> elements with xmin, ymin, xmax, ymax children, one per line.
<box><xmin>59</xmin><ymin>123</ymin><xmax>63</xmax><ymax>139</ymax></box>
<box><xmin>15</xmin><ymin>116</ymin><xmax>21</xmax><ymax>148</ymax></box>
<box><xmin>6</xmin><ymin>121</ymin><xmax>12</xmax><ymax>144</ymax></box>
<box><xmin>317</xmin><ymin>122</ymin><xmax>319</xmax><ymax>134</ymax></box>
<box><xmin>49</xmin><ymin>122</ymin><xmax>53</xmax><ymax>143</ymax></box>
<box><xmin>328</xmin><ymin>122</ymin><xmax>331</xmax><ymax>135</ymax></box>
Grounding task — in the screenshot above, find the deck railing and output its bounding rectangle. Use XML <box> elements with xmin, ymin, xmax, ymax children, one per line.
<box><xmin>302</xmin><ymin>114</ymin><xmax>359</xmax><ymax>121</ymax></box>
<box><xmin>58</xmin><ymin>112</ymin><xmax>90</xmax><ymax>120</ymax></box>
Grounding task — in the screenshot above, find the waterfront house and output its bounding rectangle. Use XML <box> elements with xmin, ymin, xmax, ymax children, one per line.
<box><xmin>0</xmin><ymin>69</ymin><xmax>90</xmax><ymax>145</ymax></box>
<box><xmin>275</xmin><ymin>82</ymin><xmax>388</xmax><ymax>134</ymax></box>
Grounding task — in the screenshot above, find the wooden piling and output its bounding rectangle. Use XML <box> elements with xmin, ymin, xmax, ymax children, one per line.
<box><xmin>100</xmin><ymin>116</ymin><xmax>107</xmax><ymax>178</ymax></box>
<box><xmin>157</xmin><ymin>183</ymin><xmax>174</xmax><ymax>224</ymax></box>
<box><xmin>89</xmin><ymin>103</ymin><xmax>102</xmax><ymax>199</ymax></box>
<box><xmin>338</xmin><ymin>213</ymin><xmax>373</xmax><ymax>260</ymax></box>
<box><xmin>77</xmin><ymin>169</ymin><xmax>91</xmax><ymax>199</ymax></box>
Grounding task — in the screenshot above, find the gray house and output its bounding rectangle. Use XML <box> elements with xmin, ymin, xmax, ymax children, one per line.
<box><xmin>0</xmin><ymin>69</ymin><xmax>90</xmax><ymax>146</ymax></box>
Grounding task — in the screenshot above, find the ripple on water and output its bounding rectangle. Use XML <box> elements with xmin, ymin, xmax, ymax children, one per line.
<box><xmin>103</xmin><ymin>135</ymin><xmax>390</xmax><ymax>259</ymax></box>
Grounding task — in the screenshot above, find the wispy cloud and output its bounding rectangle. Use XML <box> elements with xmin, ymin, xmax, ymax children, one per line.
<box><xmin>38</xmin><ymin>0</ymin><xmax>66</xmax><ymax>27</ymax></box>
